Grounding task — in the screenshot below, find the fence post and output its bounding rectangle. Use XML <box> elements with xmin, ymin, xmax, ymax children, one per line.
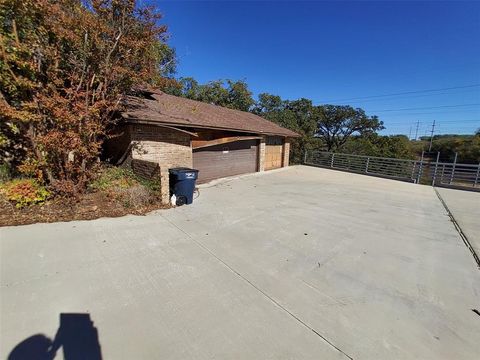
<box><xmin>449</xmin><ymin>152</ymin><xmax>457</xmax><ymax>185</ymax></box>
<box><xmin>474</xmin><ymin>162</ymin><xmax>480</xmax><ymax>188</ymax></box>
<box><xmin>411</xmin><ymin>161</ymin><xmax>417</xmax><ymax>182</ymax></box>
<box><xmin>330</xmin><ymin>153</ymin><xmax>335</xmax><ymax>168</ymax></box>
<box><xmin>416</xmin><ymin>151</ymin><xmax>425</xmax><ymax>184</ymax></box>
<box><xmin>431</xmin><ymin>151</ymin><xmax>440</xmax><ymax>186</ymax></box>
<box><xmin>304</xmin><ymin>150</ymin><xmax>307</xmax><ymax>164</ymax></box>
<box><xmin>365</xmin><ymin>157</ymin><xmax>370</xmax><ymax>173</ymax></box>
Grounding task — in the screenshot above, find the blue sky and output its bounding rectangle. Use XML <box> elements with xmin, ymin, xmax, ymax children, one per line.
<box><xmin>154</xmin><ymin>1</ymin><xmax>480</xmax><ymax>136</ymax></box>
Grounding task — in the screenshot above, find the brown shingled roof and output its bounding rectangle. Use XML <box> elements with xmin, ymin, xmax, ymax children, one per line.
<box><xmin>121</xmin><ymin>91</ymin><xmax>300</xmax><ymax>137</ymax></box>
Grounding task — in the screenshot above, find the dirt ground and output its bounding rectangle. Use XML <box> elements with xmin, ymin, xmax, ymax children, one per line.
<box><xmin>0</xmin><ymin>192</ymin><xmax>169</xmax><ymax>227</ymax></box>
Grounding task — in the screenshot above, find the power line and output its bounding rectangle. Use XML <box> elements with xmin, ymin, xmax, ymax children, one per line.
<box><xmin>385</xmin><ymin>109</ymin><xmax>480</xmax><ymax>116</ymax></box>
<box><xmin>326</xmin><ymin>88</ymin><xmax>480</xmax><ymax>105</ymax></box>
<box><xmin>371</xmin><ymin>103</ymin><xmax>480</xmax><ymax>113</ymax></box>
<box><xmin>384</xmin><ymin>119</ymin><xmax>480</xmax><ymax>125</ymax></box>
<box><xmin>320</xmin><ymin>84</ymin><xmax>480</xmax><ymax>102</ymax></box>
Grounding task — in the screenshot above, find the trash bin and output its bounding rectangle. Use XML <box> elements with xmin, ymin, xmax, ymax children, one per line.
<box><xmin>169</xmin><ymin>168</ymin><xmax>199</xmax><ymax>206</ymax></box>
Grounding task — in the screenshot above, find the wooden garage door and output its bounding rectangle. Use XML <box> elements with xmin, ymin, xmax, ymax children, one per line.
<box><xmin>193</xmin><ymin>140</ymin><xmax>258</xmax><ymax>183</ymax></box>
<box><xmin>265</xmin><ymin>136</ymin><xmax>284</xmax><ymax>170</ymax></box>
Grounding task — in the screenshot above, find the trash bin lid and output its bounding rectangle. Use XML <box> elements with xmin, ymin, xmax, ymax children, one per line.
<box><xmin>169</xmin><ymin>167</ymin><xmax>199</xmax><ymax>174</ymax></box>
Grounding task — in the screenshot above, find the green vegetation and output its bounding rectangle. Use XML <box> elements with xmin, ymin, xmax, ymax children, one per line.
<box><xmin>0</xmin><ymin>163</ymin><xmax>11</xmax><ymax>182</ymax></box>
<box><xmin>343</xmin><ymin>134</ymin><xmax>415</xmax><ymax>159</ymax></box>
<box><xmin>90</xmin><ymin>166</ymin><xmax>160</xmax><ymax>193</ymax></box>
<box><xmin>165</xmin><ymin>79</ymin><xmax>478</xmax><ymax>164</ymax></box>
<box><xmin>412</xmin><ymin>134</ymin><xmax>480</xmax><ymax>164</ymax></box>
<box><xmin>90</xmin><ymin>167</ymin><xmax>139</xmax><ymax>192</ymax></box>
<box><xmin>165</xmin><ymin>78</ymin><xmax>255</xmax><ymax>112</ymax></box>
<box><xmin>0</xmin><ymin>179</ymin><xmax>50</xmax><ymax>208</ymax></box>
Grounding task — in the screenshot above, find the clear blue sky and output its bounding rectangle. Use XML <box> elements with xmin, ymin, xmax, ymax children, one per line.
<box><xmin>154</xmin><ymin>1</ymin><xmax>480</xmax><ymax>136</ymax></box>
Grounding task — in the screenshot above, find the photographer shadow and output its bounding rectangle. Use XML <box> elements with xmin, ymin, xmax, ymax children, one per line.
<box><xmin>8</xmin><ymin>313</ymin><xmax>102</xmax><ymax>360</ymax></box>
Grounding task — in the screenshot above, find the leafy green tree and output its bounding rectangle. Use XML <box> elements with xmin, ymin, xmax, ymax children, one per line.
<box><xmin>428</xmin><ymin>135</ymin><xmax>480</xmax><ymax>164</ymax></box>
<box><xmin>315</xmin><ymin>105</ymin><xmax>384</xmax><ymax>151</ymax></box>
<box><xmin>225</xmin><ymin>80</ymin><xmax>254</xmax><ymax>112</ymax></box>
<box><xmin>163</xmin><ymin>77</ymin><xmax>199</xmax><ymax>98</ymax></box>
<box><xmin>254</xmin><ymin>94</ymin><xmax>319</xmax><ymax>163</ymax></box>
<box><xmin>165</xmin><ymin>77</ymin><xmax>254</xmax><ymax>111</ymax></box>
<box><xmin>342</xmin><ymin>134</ymin><xmax>414</xmax><ymax>159</ymax></box>
<box><xmin>253</xmin><ymin>93</ymin><xmax>284</xmax><ymax>115</ymax></box>
<box><xmin>197</xmin><ymin>80</ymin><xmax>229</xmax><ymax>106</ymax></box>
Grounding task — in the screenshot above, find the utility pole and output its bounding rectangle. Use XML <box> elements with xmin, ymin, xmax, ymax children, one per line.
<box><xmin>408</xmin><ymin>125</ymin><xmax>412</xmax><ymax>140</ymax></box>
<box><xmin>428</xmin><ymin>120</ymin><xmax>436</xmax><ymax>152</ymax></box>
<box><xmin>414</xmin><ymin>120</ymin><xmax>420</xmax><ymax>140</ymax></box>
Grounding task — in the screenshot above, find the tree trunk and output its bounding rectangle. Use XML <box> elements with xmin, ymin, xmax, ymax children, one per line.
<box><xmin>27</xmin><ymin>123</ymin><xmax>55</xmax><ymax>184</ymax></box>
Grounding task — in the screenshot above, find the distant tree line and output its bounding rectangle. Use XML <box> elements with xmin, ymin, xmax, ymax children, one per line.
<box><xmin>414</xmin><ymin>135</ymin><xmax>480</xmax><ymax>164</ymax></box>
<box><xmin>164</xmin><ymin>78</ymin><xmax>480</xmax><ymax>164</ymax></box>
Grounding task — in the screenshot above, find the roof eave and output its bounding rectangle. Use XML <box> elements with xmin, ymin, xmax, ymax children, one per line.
<box><xmin>122</xmin><ymin>116</ymin><xmax>301</xmax><ymax>138</ymax></box>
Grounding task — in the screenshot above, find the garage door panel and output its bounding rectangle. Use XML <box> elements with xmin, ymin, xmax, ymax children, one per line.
<box><xmin>193</xmin><ymin>140</ymin><xmax>258</xmax><ymax>183</ymax></box>
<box><xmin>265</xmin><ymin>142</ymin><xmax>284</xmax><ymax>171</ymax></box>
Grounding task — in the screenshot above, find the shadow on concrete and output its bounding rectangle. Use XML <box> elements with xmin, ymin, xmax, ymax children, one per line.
<box><xmin>8</xmin><ymin>313</ymin><xmax>102</xmax><ymax>360</ymax></box>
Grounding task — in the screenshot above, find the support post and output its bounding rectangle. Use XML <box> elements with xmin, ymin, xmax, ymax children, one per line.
<box><xmin>330</xmin><ymin>153</ymin><xmax>335</xmax><ymax>168</ymax></box>
<box><xmin>365</xmin><ymin>157</ymin><xmax>370</xmax><ymax>173</ymax></box>
<box><xmin>449</xmin><ymin>152</ymin><xmax>457</xmax><ymax>185</ymax></box>
<box><xmin>474</xmin><ymin>163</ymin><xmax>480</xmax><ymax>188</ymax></box>
<box><xmin>432</xmin><ymin>151</ymin><xmax>440</xmax><ymax>186</ymax></box>
<box><xmin>160</xmin><ymin>167</ymin><xmax>170</xmax><ymax>205</ymax></box>
<box><xmin>416</xmin><ymin>151</ymin><xmax>425</xmax><ymax>184</ymax></box>
<box><xmin>410</xmin><ymin>160</ymin><xmax>417</xmax><ymax>182</ymax></box>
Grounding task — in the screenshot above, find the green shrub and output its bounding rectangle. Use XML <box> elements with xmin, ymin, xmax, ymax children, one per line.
<box><xmin>90</xmin><ymin>166</ymin><xmax>161</xmax><ymax>193</ymax></box>
<box><xmin>0</xmin><ymin>179</ymin><xmax>50</xmax><ymax>208</ymax></box>
<box><xmin>89</xmin><ymin>166</ymin><xmax>138</xmax><ymax>191</ymax></box>
<box><xmin>0</xmin><ymin>163</ymin><xmax>11</xmax><ymax>182</ymax></box>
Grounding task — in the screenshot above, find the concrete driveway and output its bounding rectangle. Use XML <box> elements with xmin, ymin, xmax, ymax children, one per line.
<box><xmin>1</xmin><ymin>166</ymin><xmax>479</xmax><ymax>359</ymax></box>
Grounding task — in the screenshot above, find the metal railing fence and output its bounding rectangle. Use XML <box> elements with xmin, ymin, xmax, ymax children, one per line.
<box><xmin>304</xmin><ymin>151</ymin><xmax>480</xmax><ymax>191</ymax></box>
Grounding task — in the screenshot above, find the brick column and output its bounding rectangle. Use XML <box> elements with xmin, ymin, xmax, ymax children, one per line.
<box><xmin>258</xmin><ymin>136</ymin><xmax>266</xmax><ymax>172</ymax></box>
<box><xmin>160</xmin><ymin>167</ymin><xmax>170</xmax><ymax>205</ymax></box>
<box><xmin>283</xmin><ymin>140</ymin><xmax>290</xmax><ymax>167</ymax></box>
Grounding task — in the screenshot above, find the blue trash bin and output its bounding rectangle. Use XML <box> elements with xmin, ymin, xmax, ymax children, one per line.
<box><xmin>169</xmin><ymin>168</ymin><xmax>199</xmax><ymax>206</ymax></box>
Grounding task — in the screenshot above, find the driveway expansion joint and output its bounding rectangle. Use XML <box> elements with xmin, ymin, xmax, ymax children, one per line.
<box><xmin>159</xmin><ymin>213</ymin><xmax>355</xmax><ymax>360</ymax></box>
<box><xmin>434</xmin><ymin>188</ymin><xmax>480</xmax><ymax>269</ymax></box>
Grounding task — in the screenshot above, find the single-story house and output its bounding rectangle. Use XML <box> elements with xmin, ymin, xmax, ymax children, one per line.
<box><xmin>104</xmin><ymin>88</ymin><xmax>299</xmax><ymax>204</ymax></box>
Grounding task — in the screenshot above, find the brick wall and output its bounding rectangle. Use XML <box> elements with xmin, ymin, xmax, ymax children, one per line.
<box><xmin>258</xmin><ymin>136</ymin><xmax>266</xmax><ymax>171</ymax></box>
<box><xmin>131</xmin><ymin>159</ymin><xmax>160</xmax><ymax>180</ymax></box>
<box><xmin>130</xmin><ymin>124</ymin><xmax>192</xmax><ymax>204</ymax></box>
<box><xmin>283</xmin><ymin>140</ymin><xmax>290</xmax><ymax>167</ymax></box>
<box><xmin>130</xmin><ymin>125</ymin><xmax>192</xmax><ymax>168</ymax></box>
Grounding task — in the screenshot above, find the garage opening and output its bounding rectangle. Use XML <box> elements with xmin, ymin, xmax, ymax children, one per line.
<box><xmin>193</xmin><ymin>140</ymin><xmax>259</xmax><ymax>183</ymax></box>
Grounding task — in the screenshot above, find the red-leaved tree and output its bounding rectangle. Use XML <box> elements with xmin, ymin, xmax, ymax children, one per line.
<box><xmin>0</xmin><ymin>0</ymin><xmax>175</xmax><ymax>193</ymax></box>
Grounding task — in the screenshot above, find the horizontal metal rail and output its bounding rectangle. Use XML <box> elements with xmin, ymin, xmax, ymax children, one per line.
<box><xmin>305</xmin><ymin>151</ymin><xmax>480</xmax><ymax>191</ymax></box>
